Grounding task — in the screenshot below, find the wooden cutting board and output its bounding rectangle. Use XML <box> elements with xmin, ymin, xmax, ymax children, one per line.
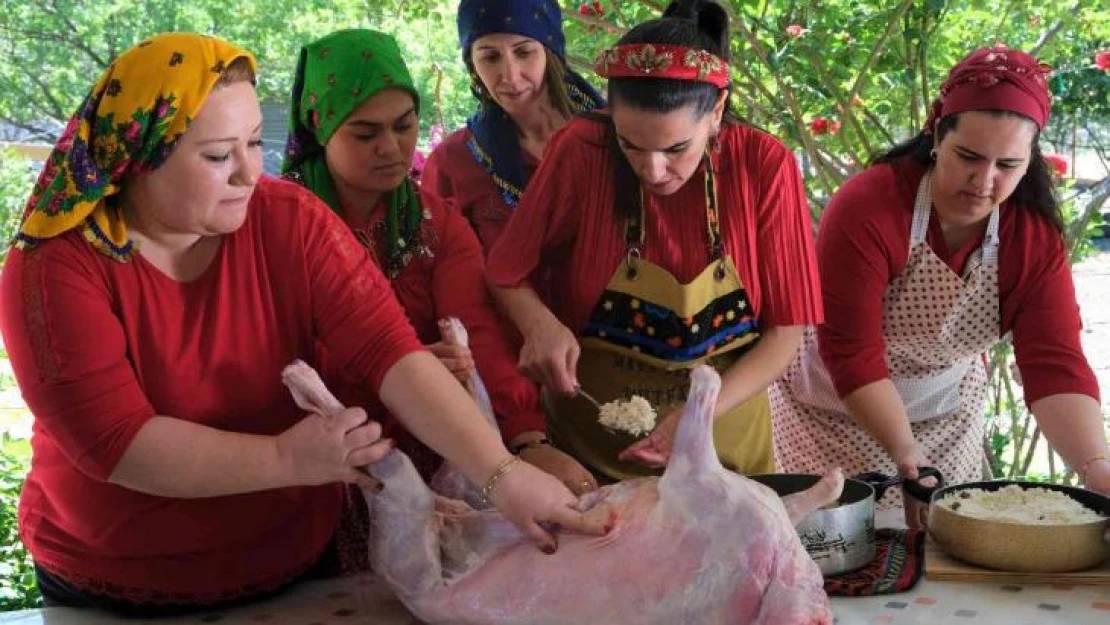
<box><xmin>925</xmin><ymin>536</ymin><xmax>1110</xmax><ymax>585</ymax></box>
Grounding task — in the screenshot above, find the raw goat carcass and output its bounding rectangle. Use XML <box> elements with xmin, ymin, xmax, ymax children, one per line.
<box><xmin>282</xmin><ymin>361</ymin><xmax>838</xmax><ymax>624</ymax></box>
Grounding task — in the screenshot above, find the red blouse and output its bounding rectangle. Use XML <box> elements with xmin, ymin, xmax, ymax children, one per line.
<box><xmin>328</xmin><ymin>187</ymin><xmax>545</xmax><ymax>442</ymax></box>
<box><xmin>816</xmin><ymin>157</ymin><xmax>1099</xmax><ymax>405</ymax></box>
<box><xmin>0</xmin><ymin>177</ymin><xmax>422</xmax><ymax>601</ymax></box>
<box><xmin>486</xmin><ymin>117</ymin><xmax>823</xmax><ymax>334</ymax></box>
<box><xmin>422</xmin><ymin>127</ymin><xmax>540</xmax><ymax>255</ymax></box>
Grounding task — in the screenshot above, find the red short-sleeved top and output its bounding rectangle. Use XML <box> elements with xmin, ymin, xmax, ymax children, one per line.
<box><xmin>0</xmin><ymin>176</ymin><xmax>422</xmax><ymax>600</ymax></box>
<box><xmin>325</xmin><ymin>188</ymin><xmax>545</xmax><ymax>443</ymax></box>
<box><xmin>816</xmin><ymin>157</ymin><xmax>1099</xmax><ymax>405</ymax></box>
<box><xmin>486</xmin><ymin>116</ymin><xmax>824</xmax><ymax>333</ymax></box>
<box><xmin>422</xmin><ymin>128</ymin><xmax>539</xmax><ymax>255</ymax></box>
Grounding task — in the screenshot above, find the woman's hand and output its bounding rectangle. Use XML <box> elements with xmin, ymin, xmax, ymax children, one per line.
<box><xmin>1082</xmin><ymin>457</ymin><xmax>1110</xmax><ymax>496</ymax></box>
<box><xmin>891</xmin><ymin>442</ymin><xmax>935</xmax><ymax>530</ymax></box>
<box><xmin>275</xmin><ymin>407</ymin><xmax>392</xmax><ymax>490</ymax></box>
<box><xmin>617</xmin><ymin>407</ymin><xmax>681</xmax><ymax>468</ymax></box>
<box><xmin>518</xmin><ymin>317</ymin><xmax>580</xmax><ymax>395</ymax></box>
<box><xmin>425</xmin><ymin>342</ymin><xmax>475</xmax><ymax>384</ymax></box>
<box><xmin>487</xmin><ymin>458</ymin><xmax>608</xmax><ymax>552</ymax></box>
<box><xmin>518</xmin><ymin>442</ymin><xmax>599</xmax><ymax>496</ymax></box>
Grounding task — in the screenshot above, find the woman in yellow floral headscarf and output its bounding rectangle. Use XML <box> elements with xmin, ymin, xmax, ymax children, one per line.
<box><xmin>1</xmin><ymin>32</ymin><xmax>602</xmax><ymax>617</ymax></box>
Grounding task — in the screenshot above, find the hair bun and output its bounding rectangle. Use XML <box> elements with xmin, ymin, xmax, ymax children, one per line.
<box><xmin>662</xmin><ymin>0</ymin><xmax>729</xmax><ymax>60</ymax></box>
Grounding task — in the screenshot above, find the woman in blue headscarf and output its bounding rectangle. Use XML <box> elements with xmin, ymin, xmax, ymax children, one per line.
<box><xmin>422</xmin><ymin>0</ymin><xmax>604</xmax><ymax>255</ymax></box>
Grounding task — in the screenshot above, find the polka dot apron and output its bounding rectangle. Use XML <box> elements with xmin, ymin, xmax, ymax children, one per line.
<box><xmin>771</xmin><ymin>171</ymin><xmax>1000</xmax><ymax>506</ymax></box>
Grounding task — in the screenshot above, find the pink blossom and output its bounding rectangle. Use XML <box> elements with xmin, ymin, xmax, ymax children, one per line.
<box><xmin>786</xmin><ymin>24</ymin><xmax>804</xmax><ymax>38</ymax></box>
<box><xmin>429</xmin><ymin>123</ymin><xmax>445</xmax><ymax>150</ymax></box>
<box><xmin>409</xmin><ymin>149</ymin><xmax>427</xmax><ymax>182</ymax></box>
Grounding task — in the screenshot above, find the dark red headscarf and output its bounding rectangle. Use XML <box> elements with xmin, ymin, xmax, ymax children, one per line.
<box><xmin>924</xmin><ymin>45</ymin><xmax>1053</xmax><ymax>133</ymax></box>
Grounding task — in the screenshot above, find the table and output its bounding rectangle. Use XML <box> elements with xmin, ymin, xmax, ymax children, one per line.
<box><xmin>2</xmin><ymin>510</ymin><xmax>1108</xmax><ymax>625</ymax></box>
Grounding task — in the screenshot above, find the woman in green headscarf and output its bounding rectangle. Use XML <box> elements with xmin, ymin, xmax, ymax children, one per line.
<box><xmin>282</xmin><ymin>29</ymin><xmax>597</xmax><ymax>496</ymax></box>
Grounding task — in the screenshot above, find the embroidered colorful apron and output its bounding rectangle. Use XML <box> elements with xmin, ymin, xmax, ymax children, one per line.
<box><xmin>547</xmin><ymin>162</ymin><xmax>775</xmax><ymax>481</ymax></box>
<box><xmin>771</xmin><ymin>171</ymin><xmax>1000</xmax><ymax>505</ymax></box>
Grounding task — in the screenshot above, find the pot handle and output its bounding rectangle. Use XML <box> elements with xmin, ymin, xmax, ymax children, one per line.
<box><xmin>852</xmin><ymin>471</ymin><xmax>903</xmax><ymax>501</ymax></box>
<box><xmin>902</xmin><ymin>466</ymin><xmax>945</xmax><ymax>504</ymax></box>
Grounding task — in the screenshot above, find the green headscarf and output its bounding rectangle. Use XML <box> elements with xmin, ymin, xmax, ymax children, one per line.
<box><xmin>282</xmin><ymin>29</ymin><xmax>423</xmax><ymax>276</ymax></box>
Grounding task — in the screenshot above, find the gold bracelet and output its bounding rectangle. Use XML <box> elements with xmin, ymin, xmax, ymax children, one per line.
<box><xmin>1076</xmin><ymin>455</ymin><xmax>1109</xmax><ymax>482</ymax></box>
<box><xmin>480</xmin><ymin>456</ymin><xmax>522</xmax><ymax>503</ymax></box>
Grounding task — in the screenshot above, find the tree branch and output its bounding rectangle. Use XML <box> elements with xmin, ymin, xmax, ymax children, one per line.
<box><xmin>846</xmin><ymin>0</ymin><xmax>915</xmax><ymax>107</ymax></box>
<box><xmin>1029</xmin><ymin>2</ymin><xmax>1082</xmax><ymax>57</ymax></box>
<box><xmin>18</xmin><ymin>64</ymin><xmax>69</xmax><ymax>122</ymax></box>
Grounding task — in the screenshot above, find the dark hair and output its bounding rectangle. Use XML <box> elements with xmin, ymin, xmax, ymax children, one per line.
<box><xmin>872</xmin><ymin>111</ymin><xmax>1061</xmax><ymax>232</ymax></box>
<box><xmin>608</xmin><ymin>0</ymin><xmax>732</xmax><ymax>119</ymax></box>
<box><xmin>599</xmin><ymin>0</ymin><xmax>736</xmax><ymax>225</ymax></box>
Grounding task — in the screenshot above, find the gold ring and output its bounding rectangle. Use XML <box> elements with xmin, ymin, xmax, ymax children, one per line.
<box><xmin>580</xmin><ymin>480</ymin><xmax>593</xmax><ymax>490</ymax></box>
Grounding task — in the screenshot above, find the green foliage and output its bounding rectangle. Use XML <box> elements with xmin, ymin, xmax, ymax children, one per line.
<box><xmin>0</xmin><ymin>434</ymin><xmax>36</xmax><ymax>611</ymax></box>
<box><xmin>0</xmin><ymin>149</ymin><xmax>34</xmax><ymax>263</ymax></box>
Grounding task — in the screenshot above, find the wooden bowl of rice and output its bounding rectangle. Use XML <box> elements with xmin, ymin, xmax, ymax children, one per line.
<box><xmin>928</xmin><ymin>480</ymin><xmax>1110</xmax><ymax>573</ymax></box>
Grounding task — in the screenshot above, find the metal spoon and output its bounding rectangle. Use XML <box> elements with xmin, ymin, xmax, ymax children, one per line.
<box><xmin>575</xmin><ymin>386</ymin><xmax>604</xmax><ymax>411</ymax></box>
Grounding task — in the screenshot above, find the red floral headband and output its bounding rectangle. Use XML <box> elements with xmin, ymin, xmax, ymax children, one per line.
<box><xmin>594</xmin><ymin>43</ymin><xmax>730</xmax><ymax>88</ymax></box>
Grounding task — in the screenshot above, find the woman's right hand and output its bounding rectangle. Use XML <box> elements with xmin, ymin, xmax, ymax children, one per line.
<box><xmin>892</xmin><ymin>442</ymin><xmax>935</xmax><ymax>530</ymax></box>
<box><xmin>518</xmin><ymin>317</ymin><xmax>581</xmax><ymax>396</ymax></box>
<box><xmin>488</xmin><ymin>457</ymin><xmax>609</xmax><ymax>552</ymax></box>
<box><xmin>275</xmin><ymin>407</ymin><xmax>393</xmax><ymax>490</ymax></box>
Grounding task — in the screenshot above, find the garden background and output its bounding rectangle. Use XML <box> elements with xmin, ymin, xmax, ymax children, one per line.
<box><xmin>1</xmin><ymin>0</ymin><xmax>1108</xmax><ymax>610</ymax></box>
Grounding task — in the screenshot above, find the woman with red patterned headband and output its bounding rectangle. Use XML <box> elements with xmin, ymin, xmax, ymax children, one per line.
<box><xmin>771</xmin><ymin>46</ymin><xmax>1110</xmax><ymax>529</ymax></box>
<box><xmin>487</xmin><ymin>0</ymin><xmax>822</xmax><ymax>482</ymax></box>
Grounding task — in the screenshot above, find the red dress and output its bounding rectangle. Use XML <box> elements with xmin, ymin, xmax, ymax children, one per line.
<box><xmin>325</xmin><ymin>188</ymin><xmax>545</xmax><ymax>449</ymax></box>
<box><xmin>486</xmin><ymin>117</ymin><xmax>823</xmax><ymax>332</ymax></box>
<box><xmin>0</xmin><ymin>176</ymin><xmax>422</xmax><ymax>602</ymax></box>
<box><xmin>816</xmin><ymin>157</ymin><xmax>1098</xmax><ymax>405</ymax></box>
<box><xmin>423</xmin><ymin>128</ymin><xmax>540</xmax><ymax>255</ymax></box>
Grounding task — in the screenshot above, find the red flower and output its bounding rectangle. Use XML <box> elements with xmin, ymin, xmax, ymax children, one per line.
<box><xmin>1096</xmin><ymin>51</ymin><xmax>1110</xmax><ymax>72</ymax></box>
<box><xmin>810</xmin><ymin>117</ymin><xmax>829</xmax><ymax>135</ymax></box>
<box><xmin>828</xmin><ymin>120</ymin><xmax>842</xmax><ymax>135</ymax></box>
<box><xmin>593</xmin><ymin>1</ymin><xmax>604</xmax><ymax>14</ymax></box>
<box><xmin>1043</xmin><ymin>153</ymin><xmax>1068</xmax><ymax>177</ymax></box>
<box><xmin>786</xmin><ymin>24</ymin><xmax>804</xmax><ymax>38</ymax></box>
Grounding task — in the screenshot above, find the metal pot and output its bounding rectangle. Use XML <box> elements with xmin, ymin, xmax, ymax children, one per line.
<box><xmin>751</xmin><ymin>468</ymin><xmax>943</xmax><ymax>577</ymax></box>
<box><xmin>928</xmin><ymin>480</ymin><xmax>1110</xmax><ymax>573</ymax></box>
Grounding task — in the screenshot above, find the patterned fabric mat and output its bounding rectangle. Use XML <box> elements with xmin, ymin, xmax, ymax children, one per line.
<box><xmin>825</xmin><ymin>528</ymin><xmax>924</xmax><ymax>596</ymax></box>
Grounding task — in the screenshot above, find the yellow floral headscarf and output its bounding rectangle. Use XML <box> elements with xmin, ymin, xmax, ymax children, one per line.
<box><xmin>15</xmin><ymin>32</ymin><xmax>257</xmax><ymax>261</ymax></box>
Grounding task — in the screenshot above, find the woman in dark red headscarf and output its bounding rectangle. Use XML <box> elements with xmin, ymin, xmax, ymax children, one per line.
<box><xmin>771</xmin><ymin>46</ymin><xmax>1110</xmax><ymax>528</ymax></box>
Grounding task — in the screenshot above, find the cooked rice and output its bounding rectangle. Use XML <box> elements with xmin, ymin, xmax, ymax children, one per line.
<box><xmin>938</xmin><ymin>484</ymin><xmax>1104</xmax><ymax>524</ymax></box>
<box><xmin>598</xmin><ymin>395</ymin><xmax>657</xmax><ymax>437</ymax></box>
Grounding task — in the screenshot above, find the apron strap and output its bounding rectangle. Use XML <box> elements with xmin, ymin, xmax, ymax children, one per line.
<box><xmin>625</xmin><ymin>151</ymin><xmax>726</xmax><ymax>280</ymax></box>
<box><xmin>910</xmin><ymin>169</ymin><xmax>1002</xmax><ymax>265</ymax></box>
<box><xmin>910</xmin><ymin>171</ymin><xmax>934</xmax><ymax>247</ymax></box>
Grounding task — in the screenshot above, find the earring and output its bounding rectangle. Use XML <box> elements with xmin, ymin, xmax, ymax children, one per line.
<box><xmin>929</xmin><ymin>148</ymin><xmax>937</xmax><ymax>160</ymax></box>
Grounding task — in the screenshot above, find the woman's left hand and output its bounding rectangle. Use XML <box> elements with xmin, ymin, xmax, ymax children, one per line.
<box><xmin>1083</xmin><ymin>457</ymin><xmax>1110</xmax><ymax>496</ymax></box>
<box><xmin>426</xmin><ymin>342</ymin><xmax>475</xmax><ymax>384</ymax></box>
<box><xmin>617</xmin><ymin>407</ymin><xmax>682</xmax><ymax>468</ymax></box>
<box><xmin>518</xmin><ymin>443</ymin><xmax>598</xmax><ymax>496</ymax></box>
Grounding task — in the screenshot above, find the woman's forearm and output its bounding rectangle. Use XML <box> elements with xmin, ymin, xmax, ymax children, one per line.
<box><xmin>715</xmin><ymin>325</ymin><xmax>804</xmax><ymax>414</ymax></box>
<box><xmin>1031</xmin><ymin>393</ymin><xmax>1110</xmax><ymax>474</ymax></box>
<box><xmin>842</xmin><ymin>379</ymin><xmax>917</xmax><ymax>461</ymax></box>
<box><xmin>489</xmin><ymin>284</ymin><xmax>559</xmax><ymax>339</ymax></box>
<box><xmin>110</xmin><ymin>417</ymin><xmax>287</xmax><ymax>497</ymax></box>
<box><xmin>379</xmin><ymin>351</ymin><xmax>512</xmax><ymax>486</ymax></box>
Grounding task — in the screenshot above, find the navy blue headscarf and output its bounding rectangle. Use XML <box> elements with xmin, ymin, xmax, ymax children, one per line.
<box><xmin>458</xmin><ymin>0</ymin><xmax>604</xmax><ymax>209</ymax></box>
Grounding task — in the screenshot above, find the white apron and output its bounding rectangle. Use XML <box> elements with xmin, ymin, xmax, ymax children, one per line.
<box><xmin>771</xmin><ymin>172</ymin><xmax>1000</xmax><ymax>506</ymax></box>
